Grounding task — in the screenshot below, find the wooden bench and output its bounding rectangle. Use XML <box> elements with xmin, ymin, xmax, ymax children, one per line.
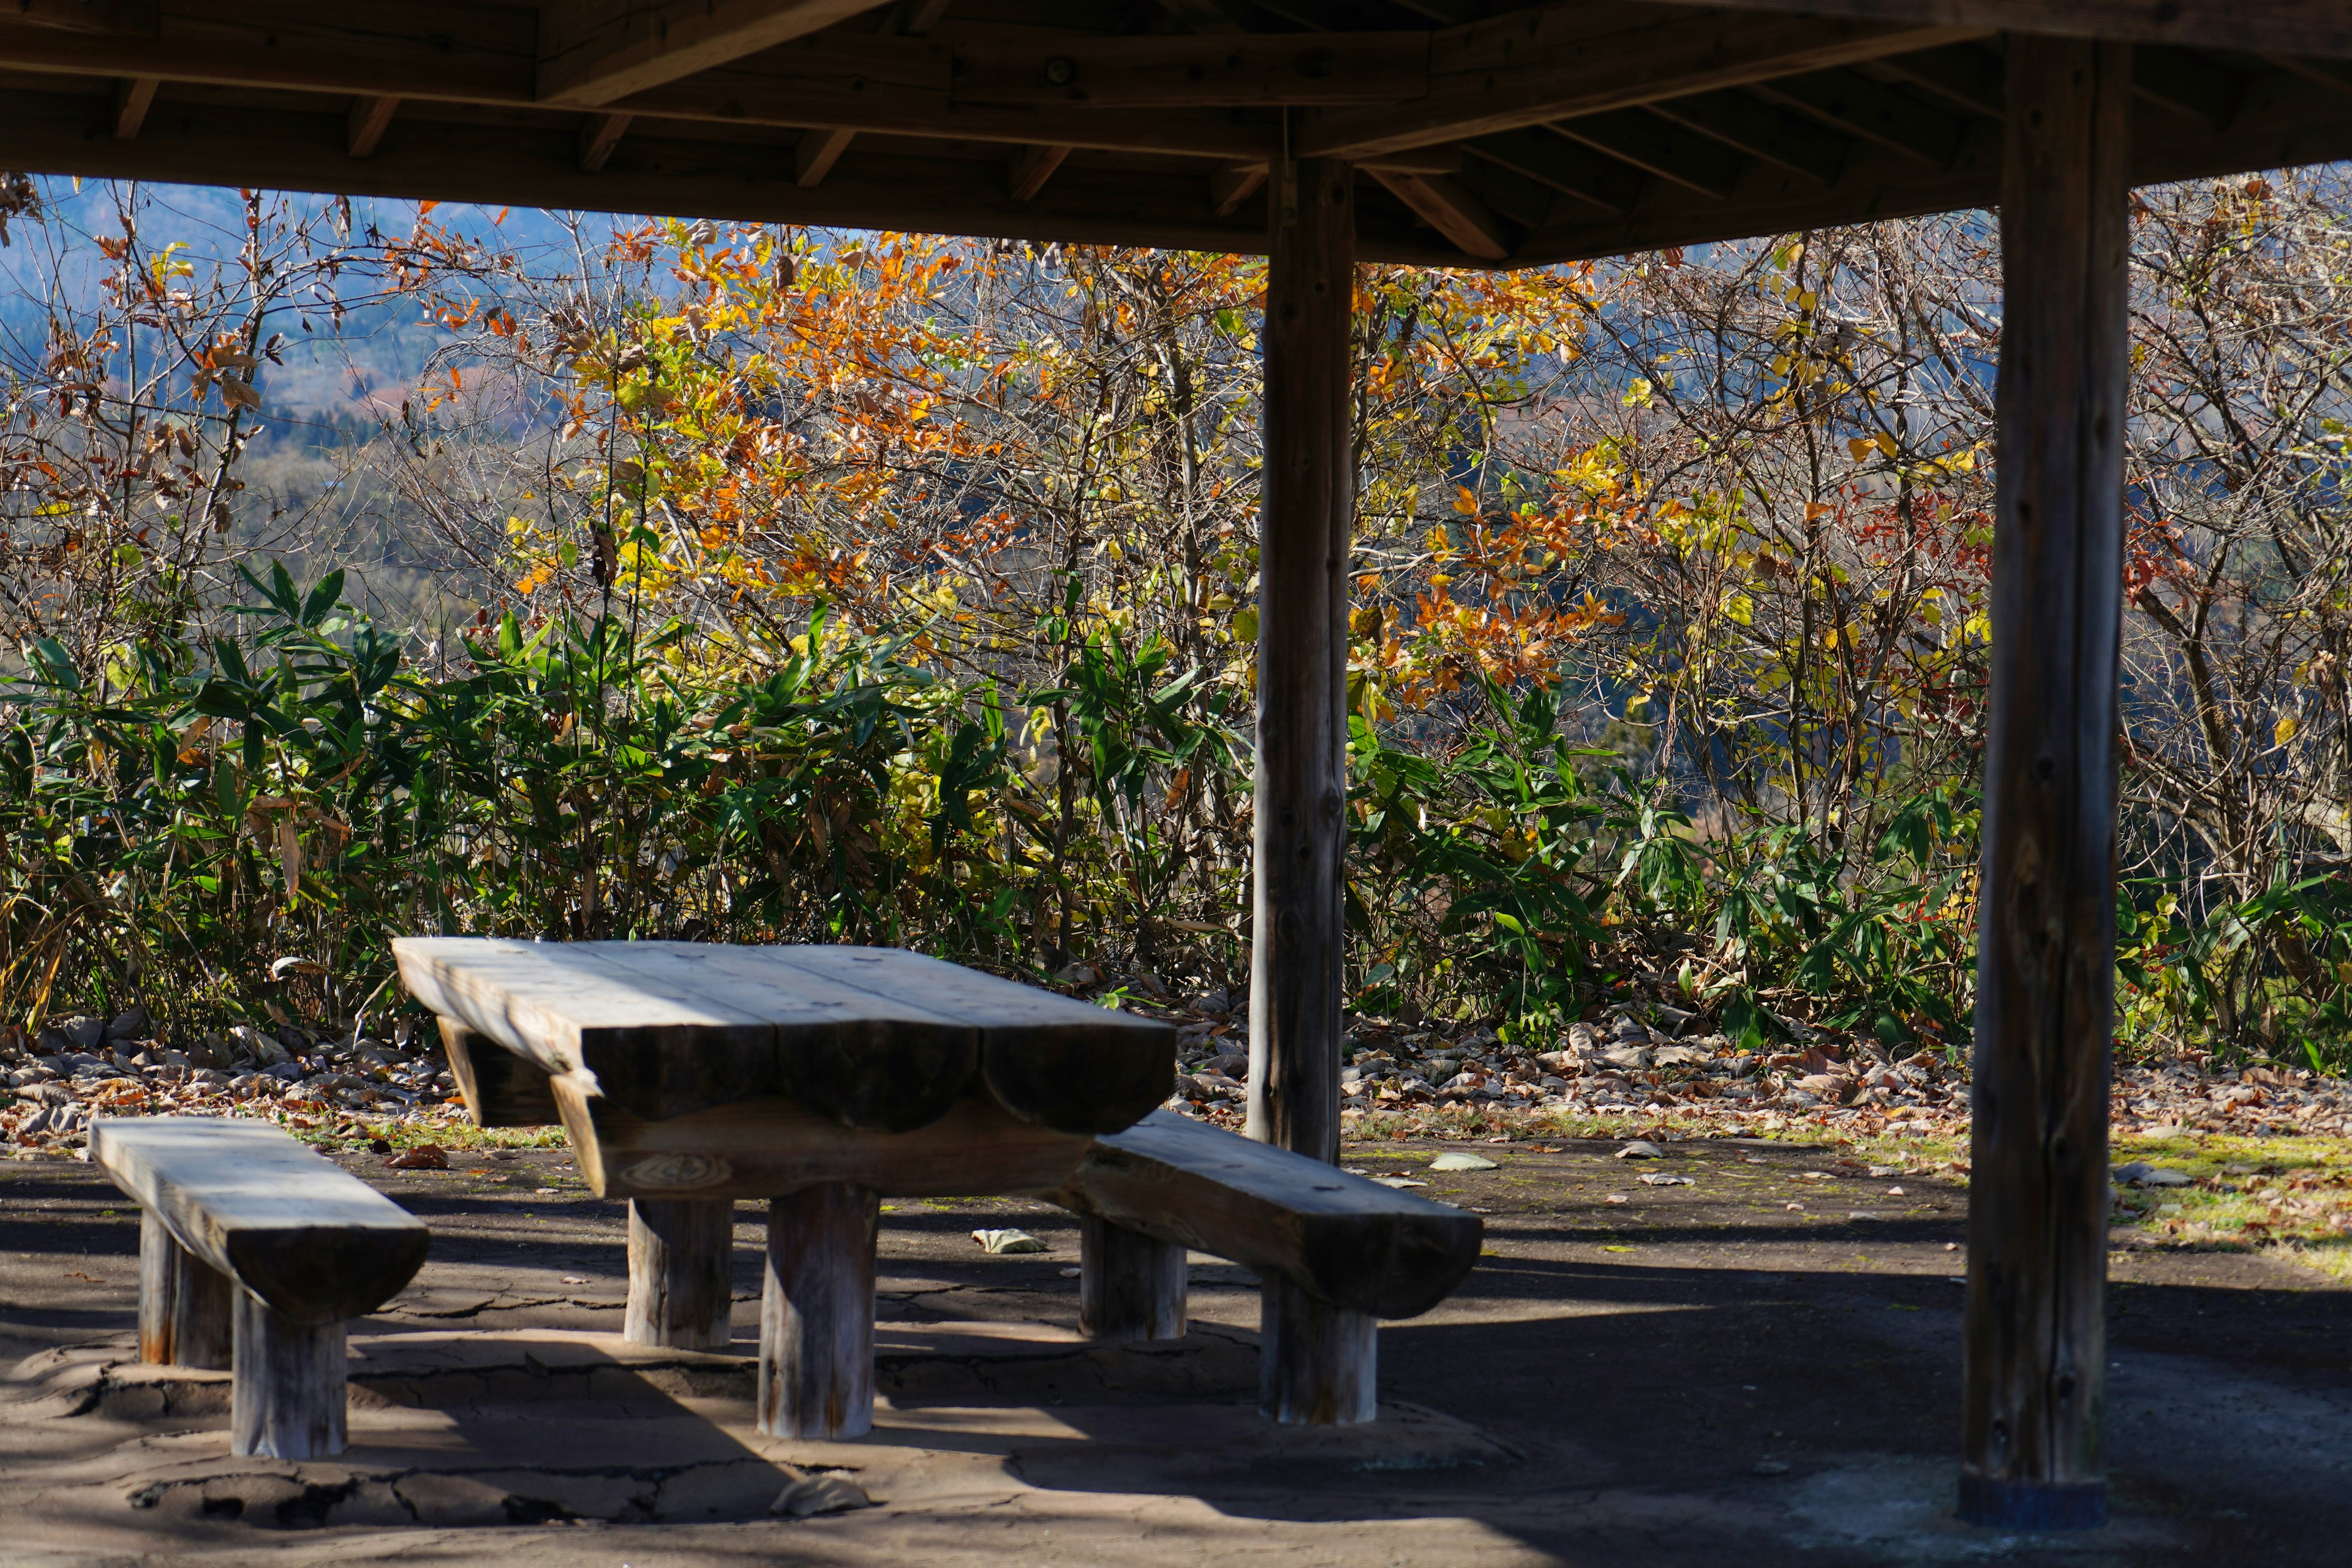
<box><xmin>89</xmin><ymin>1117</ymin><xmax>430</xmax><ymax>1460</ymax></box>
<box><xmin>1045</xmin><ymin>1110</ymin><xmax>1483</xmax><ymax>1422</ymax></box>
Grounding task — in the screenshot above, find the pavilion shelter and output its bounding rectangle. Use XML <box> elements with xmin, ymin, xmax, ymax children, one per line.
<box><xmin>10</xmin><ymin>0</ymin><xmax>2352</xmax><ymax>1530</ymax></box>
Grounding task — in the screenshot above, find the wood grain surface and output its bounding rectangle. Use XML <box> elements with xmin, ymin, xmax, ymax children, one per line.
<box><xmin>1047</xmin><ymin>1110</ymin><xmax>1482</xmax><ymax>1319</ymax></box>
<box><xmin>91</xmin><ymin>1117</ymin><xmax>429</xmax><ymax>1325</ymax></box>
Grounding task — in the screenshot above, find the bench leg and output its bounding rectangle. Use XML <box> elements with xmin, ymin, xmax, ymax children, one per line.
<box><xmin>139</xmin><ymin>1210</ymin><xmax>232</xmax><ymax>1369</ymax></box>
<box><xmin>231</xmin><ymin>1291</ymin><xmax>347</xmax><ymax>1460</ymax></box>
<box><xmin>758</xmin><ymin>1183</ymin><xmax>877</xmax><ymax>1440</ymax></box>
<box><xmin>1260</xmin><ymin>1278</ymin><xmax>1376</xmax><ymax>1425</ymax></box>
<box><xmin>1080</xmin><ymin>1217</ymin><xmax>1188</xmax><ymax>1341</ymax></box>
<box><xmin>626</xmin><ymin>1198</ymin><xmax>734</xmax><ymax>1351</ymax></box>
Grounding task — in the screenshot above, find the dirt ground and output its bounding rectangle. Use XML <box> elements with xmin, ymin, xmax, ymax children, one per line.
<box><xmin>2</xmin><ymin>1134</ymin><xmax>2346</xmax><ymax>1568</ymax></box>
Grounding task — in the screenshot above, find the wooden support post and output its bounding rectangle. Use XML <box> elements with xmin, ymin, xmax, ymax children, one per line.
<box><xmin>1079</xmin><ymin>1216</ymin><xmax>1187</xmax><ymax>1341</ymax></box>
<box><xmin>138</xmin><ymin>1209</ymin><xmax>232</xmax><ymax>1369</ymax></box>
<box><xmin>1260</xmin><ymin>1275</ymin><xmax>1376</xmax><ymax>1424</ymax></box>
<box><xmin>1960</xmin><ymin>33</ymin><xmax>2131</xmax><ymax>1534</ymax></box>
<box><xmin>625</xmin><ymin>1197</ymin><xmax>735</xmax><ymax>1351</ymax></box>
<box><xmin>230</xmin><ymin>1291</ymin><xmax>346</xmax><ymax>1460</ymax></box>
<box><xmin>758</xmin><ymin>1183</ymin><xmax>877</xmax><ymax>1440</ymax></box>
<box><xmin>1250</xmin><ymin>154</ymin><xmax>1374</xmax><ymax>1425</ymax></box>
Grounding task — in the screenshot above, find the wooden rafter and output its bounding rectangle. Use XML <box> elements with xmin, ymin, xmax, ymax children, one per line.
<box><xmin>1640</xmin><ymin>0</ymin><xmax>2352</xmax><ymax>61</ymax></box>
<box><xmin>537</xmin><ymin>0</ymin><xmax>894</xmax><ymax>107</ymax></box>
<box><xmin>345</xmin><ymin>94</ymin><xmax>398</xmax><ymax>159</ymax></box>
<box><xmin>1365</xmin><ymin>166</ymin><xmax>1510</xmax><ymax>258</ymax></box>
<box><xmin>111</xmin><ymin>74</ymin><xmax>157</xmax><ymax>140</ymax></box>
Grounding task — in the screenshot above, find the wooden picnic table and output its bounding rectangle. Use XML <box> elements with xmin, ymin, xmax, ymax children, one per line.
<box><xmin>392</xmin><ymin>937</ymin><xmax>1176</xmax><ymax>1438</ymax></box>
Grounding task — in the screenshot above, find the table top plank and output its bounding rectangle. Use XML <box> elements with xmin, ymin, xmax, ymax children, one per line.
<box><xmin>393</xmin><ymin>938</ymin><xmax>1174</xmax><ymax>1133</ymax></box>
<box><xmin>767</xmin><ymin>948</ymin><xmax>1174</xmax><ymax>1133</ymax></box>
<box><xmin>91</xmin><ymin>1117</ymin><xmax>430</xmax><ymax>1325</ymax></box>
<box><xmin>592</xmin><ymin>943</ymin><xmax>978</xmax><ymax>1133</ymax></box>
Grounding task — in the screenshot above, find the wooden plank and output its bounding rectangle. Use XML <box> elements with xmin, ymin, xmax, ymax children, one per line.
<box><xmin>551</xmin><ymin>1077</ymin><xmax>1095</xmax><ymax>1200</ymax></box>
<box><xmin>1752</xmin><ymin>65</ymin><xmax>1967</xmax><ymax>165</ymax></box>
<box><xmin>1554</xmin><ymin>107</ymin><xmax>1747</xmax><ymax>197</ymax></box>
<box><xmin>626</xmin><ymin>1198</ymin><xmax>736</xmax><ymax>1351</ymax></box>
<box><xmin>1252</xmin><ymin>156</ymin><xmax>1352</xmax><ymax>1169</ymax></box>
<box><xmin>1260</xmin><ymin>1275</ymin><xmax>1374</xmax><ymax>1423</ymax></box>
<box><xmin>111</xmin><ymin>74</ymin><xmax>157</xmax><ymax>139</ymax></box>
<box><xmin>1079</xmin><ymin>1216</ymin><xmax>1188</xmax><ymax>1341</ymax></box>
<box><xmin>345</xmin><ymin>93</ymin><xmax>398</xmax><ymax>157</ymax></box>
<box><xmin>579</xmin><ymin>109</ymin><xmax>633</xmax><ymax>170</ymax></box>
<box><xmin>794</xmin><ymin>123</ymin><xmax>853</xmax><ymax>183</ymax></box>
<box><xmin>1047</xmin><ymin>1110</ymin><xmax>1482</xmax><ymax>1318</ymax></box>
<box><xmin>139</xmin><ymin>1208</ymin><xmax>232</xmax><ymax>1369</ymax></box>
<box><xmin>537</xmin><ymin>0</ymin><xmax>894</xmax><ymax>107</ymax></box>
<box><xmin>2131</xmin><ymin>43</ymin><xmax>2242</xmax><ymax>130</ymax></box>
<box><xmin>1296</xmin><ymin>8</ymin><xmax>1980</xmax><ymax>159</ymax></box>
<box><xmin>90</xmin><ymin>1117</ymin><xmax>429</xmax><ymax>1326</ymax></box>
<box><xmin>758</xmin><ymin>1183</ymin><xmax>877</xmax><ymax>1439</ymax></box>
<box><xmin>1648</xmin><ymin>88</ymin><xmax>1852</xmax><ymax>182</ymax></box>
<box><xmin>11</xmin><ymin>0</ymin><xmax>158</xmax><ymax>35</ymax></box>
<box><xmin>589</xmin><ymin>942</ymin><xmax>979</xmax><ymax>1132</ymax></box>
<box><xmin>949</xmin><ymin>31</ymin><xmax>1429</xmax><ymax>108</ymax></box>
<box><xmin>1958</xmin><ymin>32</ymin><xmax>2128</xmax><ymax>1534</ymax></box>
<box><xmin>1638</xmin><ymin>0</ymin><xmax>2352</xmax><ymax>61</ymax></box>
<box><xmin>1006</xmin><ymin>141</ymin><xmax>1071</xmax><ymax>200</ymax></box>
<box><xmin>1365</xmin><ymin>167</ymin><xmax>1512</xmax><ymax>258</ymax></box>
<box><xmin>765</xmin><ymin>947</ymin><xmax>1174</xmax><ymax>1134</ymax></box>
<box><xmin>1464</xmin><ymin>124</ymin><xmax>1645</xmax><ymax>214</ymax></box>
<box><xmin>231</xmin><ymin>1289</ymin><xmax>347</xmax><ymax>1460</ymax></box>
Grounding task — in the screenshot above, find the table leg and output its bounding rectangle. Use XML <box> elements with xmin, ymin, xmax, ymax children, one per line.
<box><xmin>1079</xmin><ymin>1216</ymin><xmax>1187</xmax><ymax>1341</ymax></box>
<box><xmin>626</xmin><ymin>1198</ymin><xmax>735</xmax><ymax>1351</ymax></box>
<box><xmin>139</xmin><ymin>1210</ymin><xmax>233</xmax><ymax>1369</ymax></box>
<box><xmin>759</xmin><ymin>1183</ymin><xmax>878</xmax><ymax>1439</ymax></box>
<box><xmin>1260</xmin><ymin>1277</ymin><xmax>1375</xmax><ymax>1425</ymax></box>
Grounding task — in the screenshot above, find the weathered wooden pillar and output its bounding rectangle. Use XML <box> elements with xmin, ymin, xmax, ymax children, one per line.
<box><xmin>1079</xmin><ymin>1216</ymin><xmax>1188</xmax><ymax>1341</ymax></box>
<box><xmin>230</xmin><ymin>1290</ymin><xmax>347</xmax><ymax>1460</ymax></box>
<box><xmin>139</xmin><ymin>1210</ymin><xmax>233</xmax><ymax>1369</ymax></box>
<box><xmin>758</xmin><ymin>1183</ymin><xmax>877</xmax><ymax>1440</ymax></box>
<box><xmin>1961</xmin><ymin>34</ymin><xmax>2131</xmax><ymax>1532</ymax></box>
<box><xmin>1250</xmin><ymin>154</ymin><xmax>1373</xmax><ymax>1423</ymax></box>
<box><xmin>625</xmin><ymin>1197</ymin><xmax>735</xmax><ymax>1351</ymax></box>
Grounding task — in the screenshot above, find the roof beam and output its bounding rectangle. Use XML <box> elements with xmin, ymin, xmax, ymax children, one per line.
<box><xmin>1648</xmin><ymin>89</ymin><xmax>1849</xmax><ymax>182</ymax></box>
<box><xmin>1637</xmin><ymin>1</ymin><xmax>2352</xmax><ymax>62</ymax></box>
<box><xmin>1295</xmin><ymin>6</ymin><xmax>1982</xmax><ymax>159</ymax></box>
<box><xmin>1554</xmin><ymin>107</ymin><xmax>1746</xmax><ymax>197</ymax></box>
<box><xmin>346</xmin><ymin>94</ymin><xmax>398</xmax><ymax>158</ymax></box>
<box><xmin>537</xmin><ymin>0</ymin><xmax>894</xmax><ymax>108</ymax></box>
<box><xmin>1006</xmin><ymin>143</ymin><xmax>1072</xmax><ymax>201</ymax></box>
<box><xmin>1366</xmin><ymin>166</ymin><xmax>1513</xmax><ymax>259</ymax></box>
<box><xmin>1753</xmin><ymin>67</ymin><xmax>1966</xmax><ymax>165</ymax></box>
<box><xmin>949</xmin><ymin>32</ymin><xmax>1429</xmax><ymax>108</ymax></box>
<box><xmin>579</xmin><ymin>111</ymin><xmax>634</xmax><ymax>171</ymax></box>
<box><xmin>111</xmin><ymin>75</ymin><xmax>157</xmax><ymax>139</ymax></box>
<box><xmin>1465</xmin><ymin>125</ymin><xmax>1644</xmax><ymax>214</ymax></box>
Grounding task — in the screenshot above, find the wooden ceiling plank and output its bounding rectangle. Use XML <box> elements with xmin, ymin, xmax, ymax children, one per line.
<box><xmin>1365</xmin><ymin>165</ymin><xmax>1513</xmax><ymax>259</ymax></box>
<box><xmin>579</xmin><ymin>110</ymin><xmax>635</xmax><ymax>170</ymax></box>
<box><xmin>537</xmin><ymin>0</ymin><xmax>896</xmax><ymax>108</ymax></box>
<box><xmin>346</xmin><ymin>94</ymin><xmax>399</xmax><ymax>158</ymax></box>
<box><xmin>1296</xmin><ymin>7</ymin><xmax>1984</xmax><ymax>159</ymax></box>
<box><xmin>1210</xmin><ymin>160</ymin><xmax>1267</xmax><ymax>215</ymax></box>
<box><xmin>14</xmin><ymin>0</ymin><xmax>157</xmax><ymax>36</ymax></box>
<box><xmin>796</xmin><ymin>124</ymin><xmax>858</xmax><ymax>183</ymax></box>
<box><xmin>2131</xmin><ymin>45</ymin><xmax>2242</xmax><ymax>130</ymax></box>
<box><xmin>1635</xmin><ymin>1</ymin><xmax>2352</xmax><ymax>62</ymax></box>
<box><xmin>1752</xmin><ymin>65</ymin><xmax>1966</xmax><ymax>166</ymax></box>
<box><xmin>1463</xmin><ymin>124</ymin><xmax>1643</xmax><ymax>214</ymax></box>
<box><xmin>948</xmin><ymin>31</ymin><xmax>1430</xmax><ymax>108</ymax></box>
<box><xmin>1553</xmin><ymin>107</ymin><xmax>1746</xmax><ymax>198</ymax></box>
<box><xmin>1646</xmin><ymin>89</ymin><xmax>1847</xmax><ymax>183</ymax></box>
<box><xmin>112</xmin><ymin>74</ymin><xmax>158</xmax><ymax>139</ymax></box>
<box><xmin>1877</xmin><ymin>41</ymin><xmax>2005</xmax><ymax>118</ymax></box>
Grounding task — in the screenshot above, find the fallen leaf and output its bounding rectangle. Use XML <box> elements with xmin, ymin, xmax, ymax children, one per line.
<box><xmin>1430</xmin><ymin>1151</ymin><xmax>1499</xmax><ymax>1171</ymax></box>
<box><xmin>386</xmin><ymin>1144</ymin><xmax>448</xmax><ymax>1170</ymax></box>
<box><xmin>1615</xmin><ymin>1140</ymin><xmax>1667</xmax><ymax>1159</ymax></box>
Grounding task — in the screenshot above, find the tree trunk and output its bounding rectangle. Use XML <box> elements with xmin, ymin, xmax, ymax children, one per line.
<box><xmin>1250</xmin><ymin>154</ymin><xmax>1374</xmax><ymax>1424</ymax></box>
<box><xmin>1961</xmin><ymin>33</ymin><xmax>2130</xmax><ymax>1532</ymax></box>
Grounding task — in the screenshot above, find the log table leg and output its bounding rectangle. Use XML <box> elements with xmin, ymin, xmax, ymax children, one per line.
<box><xmin>1079</xmin><ymin>1216</ymin><xmax>1187</xmax><ymax>1341</ymax></box>
<box><xmin>139</xmin><ymin>1210</ymin><xmax>232</xmax><ymax>1369</ymax></box>
<box><xmin>626</xmin><ymin>1198</ymin><xmax>735</xmax><ymax>1350</ymax></box>
<box><xmin>231</xmin><ymin>1291</ymin><xmax>347</xmax><ymax>1460</ymax></box>
<box><xmin>759</xmin><ymin>1183</ymin><xmax>878</xmax><ymax>1440</ymax></box>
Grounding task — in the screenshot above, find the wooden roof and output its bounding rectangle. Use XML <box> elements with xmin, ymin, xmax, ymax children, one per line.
<box><xmin>3</xmin><ymin>1</ymin><xmax>2351</xmax><ymax>266</ymax></box>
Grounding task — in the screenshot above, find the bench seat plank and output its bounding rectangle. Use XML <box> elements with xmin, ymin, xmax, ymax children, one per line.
<box><xmin>1046</xmin><ymin>1111</ymin><xmax>1483</xmax><ymax>1319</ymax></box>
<box><xmin>91</xmin><ymin>1117</ymin><xmax>429</xmax><ymax>1325</ymax></box>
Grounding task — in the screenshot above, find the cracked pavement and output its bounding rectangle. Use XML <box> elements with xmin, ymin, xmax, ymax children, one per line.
<box><xmin>1</xmin><ymin>1136</ymin><xmax>2346</xmax><ymax>1566</ymax></box>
